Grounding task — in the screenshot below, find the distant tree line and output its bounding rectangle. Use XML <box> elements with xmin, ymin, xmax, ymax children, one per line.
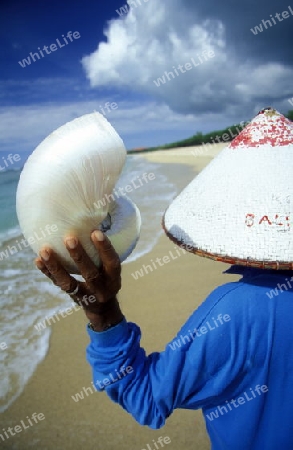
<box><xmin>128</xmin><ymin>110</ymin><xmax>293</xmax><ymax>154</ymax></box>
<box><xmin>287</xmin><ymin>110</ymin><xmax>293</xmax><ymax>121</ymax></box>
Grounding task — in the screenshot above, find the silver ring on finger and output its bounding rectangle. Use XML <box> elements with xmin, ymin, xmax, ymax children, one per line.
<box><xmin>66</xmin><ymin>284</ymin><xmax>79</xmax><ymax>296</ymax></box>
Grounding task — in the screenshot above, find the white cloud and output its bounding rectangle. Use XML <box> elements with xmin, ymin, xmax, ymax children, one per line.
<box><xmin>0</xmin><ymin>97</ymin><xmax>202</xmax><ymax>155</ymax></box>
<box><xmin>81</xmin><ymin>0</ymin><xmax>293</xmax><ymax>117</ymax></box>
<box><xmin>2</xmin><ymin>0</ymin><xmax>292</xmax><ymax>160</ymax></box>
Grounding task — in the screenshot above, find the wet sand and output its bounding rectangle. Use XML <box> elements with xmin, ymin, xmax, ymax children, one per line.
<box><xmin>1</xmin><ymin>144</ymin><xmax>240</xmax><ymax>450</ymax></box>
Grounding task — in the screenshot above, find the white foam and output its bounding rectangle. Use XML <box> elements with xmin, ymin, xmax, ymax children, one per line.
<box><xmin>0</xmin><ymin>225</ymin><xmax>22</xmax><ymax>246</ymax></box>
<box><xmin>0</xmin><ymin>156</ymin><xmax>177</xmax><ymax>412</ymax></box>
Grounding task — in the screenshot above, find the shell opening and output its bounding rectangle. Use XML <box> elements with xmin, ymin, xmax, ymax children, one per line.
<box><xmin>99</xmin><ymin>213</ymin><xmax>112</xmax><ymax>232</ymax></box>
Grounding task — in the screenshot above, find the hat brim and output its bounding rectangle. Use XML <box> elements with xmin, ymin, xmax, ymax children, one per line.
<box><xmin>162</xmin><ymin>216</ymin><xmax>293</xmax><ymax>270</ymax></box>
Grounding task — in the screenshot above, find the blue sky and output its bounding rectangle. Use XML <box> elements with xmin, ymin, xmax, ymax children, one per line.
<box><xmin>0</xmin><ymin>0</ymin><xmax>292</xmax><ymax>165</ymax></box>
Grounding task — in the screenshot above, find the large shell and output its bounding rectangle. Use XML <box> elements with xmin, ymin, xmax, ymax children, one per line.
<box><xmin>16</xmin><ymin>112</ymin><xmax>141</xmax><ymax>274</ymax></box>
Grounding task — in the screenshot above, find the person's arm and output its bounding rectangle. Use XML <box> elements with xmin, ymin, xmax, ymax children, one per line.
<box><xmin>85</xmin><ymin>283</ymin><xmax>248</xmax><ymax>429</ymax></box>
<box><xmin>35</xmin><ymin>231</ymin><xmax>246</xmax><ymax>429</ymax></box>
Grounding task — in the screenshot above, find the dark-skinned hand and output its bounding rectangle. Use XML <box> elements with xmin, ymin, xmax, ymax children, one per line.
<box><xmin>35</xmin><ymin>230</ymin><xmax>124</xmax><ymax>331</ymax></box>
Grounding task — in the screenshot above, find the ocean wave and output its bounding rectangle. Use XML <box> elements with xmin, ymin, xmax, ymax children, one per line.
<box><xmin>0</xmin><ymin>155</ymin><xmax>178</xmax><ymax>412</ymax></box>
<box><xmin>0</xmin><ymin>226</ymin><xmax>22</xmax><ymax>247</ymax></box>
<box><xmin>120</xmin><ymin>156</ymin><xmax>177</xmax><ymax>263</ymax></box>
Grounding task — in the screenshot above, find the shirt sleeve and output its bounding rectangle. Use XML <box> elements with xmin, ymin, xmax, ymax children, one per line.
<box><xmin>86</xmin><ymin>282</ymin><xmax>251</xmax><ymax>429</ymax></box>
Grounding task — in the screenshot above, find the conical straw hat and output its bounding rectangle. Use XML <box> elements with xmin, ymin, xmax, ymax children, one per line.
<box><xmin>163</xmin><ymin>108</ymin><xmax>293</xmax><ymax>269</ymax></box>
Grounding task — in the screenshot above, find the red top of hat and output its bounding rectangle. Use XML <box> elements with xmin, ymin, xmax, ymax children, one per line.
<box><xmin>230</xmin><ymin>107</ymin><xmax>293</xmax><ymax>149</ymax></box>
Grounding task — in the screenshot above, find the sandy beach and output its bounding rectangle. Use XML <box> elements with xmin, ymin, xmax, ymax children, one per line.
<box><xmin>1</xmin><ymin>144</ymin><xmax>241</xmax><ymax>450</ymax></box>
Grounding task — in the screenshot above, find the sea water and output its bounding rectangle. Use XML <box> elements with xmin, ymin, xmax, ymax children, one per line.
<box><xmin>0</xmin><ymin>155</ymin><xmax>177</xmax><ymax>412</ymax></box>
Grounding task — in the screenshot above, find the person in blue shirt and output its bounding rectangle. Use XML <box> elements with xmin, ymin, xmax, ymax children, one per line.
<box><xmin>35</xmin><ymin>108</ymin><xmax>293</xmax><ymax>449</ymax></box>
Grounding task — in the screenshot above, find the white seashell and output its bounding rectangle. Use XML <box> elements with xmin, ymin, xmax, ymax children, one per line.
<box><xmin>16</xmin><ymin>112</ymin><xmax>141</xmax><ymax>274</ymax></box>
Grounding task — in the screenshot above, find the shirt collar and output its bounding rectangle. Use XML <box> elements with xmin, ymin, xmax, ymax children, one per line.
<box><xmin>224</xmin><ymin>265</ymin><xmax>293</xmax><ymax>279</ymax></box>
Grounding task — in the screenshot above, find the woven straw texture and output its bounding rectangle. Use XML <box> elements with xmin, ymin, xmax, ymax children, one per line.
<box><xmin>163</xmin><ymin>109</ymin><xmax>293</xmax><ymax>269</ymax></box>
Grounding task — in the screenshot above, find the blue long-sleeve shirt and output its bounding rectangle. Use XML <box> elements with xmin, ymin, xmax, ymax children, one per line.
<box><xmin>86</xmin><ymin>268</ymin><xmax>293</xmax><ymax>449</ymax></box>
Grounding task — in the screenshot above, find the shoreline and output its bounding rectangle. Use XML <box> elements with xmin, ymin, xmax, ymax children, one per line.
<box><xmin>1</xmin><ymin>143</ymin><xmax>240</xmax><ymax>450</ymax></box>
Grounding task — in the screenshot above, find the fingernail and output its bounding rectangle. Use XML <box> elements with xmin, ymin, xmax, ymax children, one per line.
<box><xmin>66</xmin><ymin>238</ymin><xmax>77</xmax><ymax>249</ymax></box>
<box><xmin>40</xmin><ymin>249</ymin><xmax>50</xmax><ymax>261</ymax></box>
<box><xmin>94</xmin><ymin>230</ymin><xmax>104</xmax><ymax>242</ymax></box>
<box><xmin>36</xmin><ymin>260</ymin><xmax>45</xmax><ymax>269</ymax></box>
